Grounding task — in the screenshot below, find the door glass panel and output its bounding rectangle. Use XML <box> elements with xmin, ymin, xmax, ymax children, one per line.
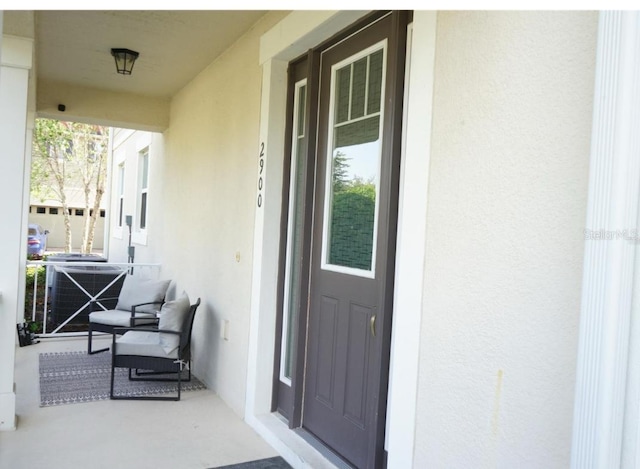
<box><xmin>336</xmin><ymin>68</ymin><xmax>351</xmax><ymax>124</ymax></box>
<box><xmin>280</xmin><ymin>81</ymin><xmax>307</xmax><ymax>385</ymax></box>
<box><xmin>351</xmin><ymin>57</ymin><xmax>368</xmax><ymax>119</ymax></box>
<box><xmin>367</xmin><ymin>49</ymin><xmax>383</xmax><ymax>114</ymax></box>
<box><xmin>323</xmin><ymin>44</ymin><xmax>386</xmax><ymax>276</ymax></box>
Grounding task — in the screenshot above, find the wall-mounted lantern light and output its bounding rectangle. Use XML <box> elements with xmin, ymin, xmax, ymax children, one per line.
<box><xmin>110</xmin><ymin>48</ymin><xmax>139</xmax><ymax>75</ymax></box>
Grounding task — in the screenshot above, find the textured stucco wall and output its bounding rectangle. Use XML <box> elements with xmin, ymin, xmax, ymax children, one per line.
<box><xmin>37</xmin><ymin>79</ymin><xmax>170</xmax><ymax>133</ymax></box>
<box><xmin>159</xmin><ymin>11</ymin><xmax>289</xmax><ymax>417</ymax></box>
<box><xmin>414</xmin><ymin>11</ymin><xmax>598</xmax><ymax>468</ymax></box>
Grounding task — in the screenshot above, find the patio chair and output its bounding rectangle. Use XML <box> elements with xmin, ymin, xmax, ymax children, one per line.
<box><xmin>87</xmin><ymin>275</ymin><xmax>171</xmax><ymax>354</ymax></box>
<box><xmin>110</xmin><ymin>294</ymin><xmax>201</xmax><ymax>401</ymax></box>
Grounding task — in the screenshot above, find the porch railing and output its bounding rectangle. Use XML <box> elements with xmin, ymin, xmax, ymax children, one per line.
<box><xmin>25</xmin><ymin>260</ymin><xmax>161</xmax><ymax>337</ymax></box>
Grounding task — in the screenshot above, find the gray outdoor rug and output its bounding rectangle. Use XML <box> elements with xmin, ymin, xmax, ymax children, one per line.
<box><xmin>210</xmin><ymin>457</ymin><xmax>292</xmax><ymax>469</ymax></box>
<box><xmin>39</xmin><ymin>351</ymin><xmax>206</xmax><ymax>406</ymax></box>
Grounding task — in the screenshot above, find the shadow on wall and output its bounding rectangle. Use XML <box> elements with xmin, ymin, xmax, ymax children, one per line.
<box><xmin>192</xmin><ymin>300</ymin><xmax>219</xmax><ymax>392</ymax></box>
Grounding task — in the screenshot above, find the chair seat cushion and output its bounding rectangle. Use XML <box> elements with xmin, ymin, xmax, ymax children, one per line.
<box><xmin>115</xmin><ymin>331</ymin><xmax>179</xmax><ymax>359</ymax></box>
<box><xmin>89</xmin><ymin>310</ymin><xmax>157</xmax><ymax>327</ymax></box>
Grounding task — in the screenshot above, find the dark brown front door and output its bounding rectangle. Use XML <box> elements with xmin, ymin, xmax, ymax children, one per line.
<box><xmin>302</xmin><ymin>12</ymin><xmax>406</xmax><ymax>469</ymax></box>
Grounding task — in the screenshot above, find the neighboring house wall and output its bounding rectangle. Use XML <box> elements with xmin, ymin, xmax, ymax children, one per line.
<box><xmin>108</xmin><ymin>128</ymin><xmax>163</xmax><ymax>265</ymax></box>
<box><xmin>413</xmin><ymin>11</ymin><xmax>597</xmax><ymax>468</ymax></box>
<box><xmin>28</xmin><ymin>205</ymin><xmax>105</xmax><ymax>250</ymax></box>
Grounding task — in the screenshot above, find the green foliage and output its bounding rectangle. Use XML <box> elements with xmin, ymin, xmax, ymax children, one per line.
<box><xmin>329</xmin><ymin>189</ymin><xmax>376</xmax><ymax>270</ymax></box>
<box><xmin>24</xmin><ymin>265</ymin><xmax>46</xmax><ymax>331</ymax></box>
<box><xmin>25</xmin><ymin>265</ymin><xmax>46</xmax><ymax>288</ymax></box>
<box><xmin>32</xmin><ymin>119</ymin><xmax>109</xmax><ymax>199</ymax></box>
<box><xmin>33</xmin><ymin>120</ymin><xmax>75</xmax><ymax>190</ymax></box>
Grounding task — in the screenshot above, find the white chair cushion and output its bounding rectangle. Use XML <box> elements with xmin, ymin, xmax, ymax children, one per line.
<box><xmin>115</xmin><ymin>331</ymin><xmax>178</xmax><ymax>359</ymax></box>
<box><xmin>116</xmin><ymin>276</ymin><xmax>171</xmax><ymax>314</ymax></box>
<box><xmin>89</xmin><ymin>310</ymin><xmax>157</xmax><ymax>327</ymax></box>
<box><xmin>158</xmin><ymin>292</ymin><xmax>191</xmax><ymax>354</ymax></box>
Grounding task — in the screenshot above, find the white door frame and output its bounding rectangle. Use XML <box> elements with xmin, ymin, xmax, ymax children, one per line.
<box><xmin>571</xmin><ymin>11</ymin><xmax>640</xmax><ymax>469</ymax></box>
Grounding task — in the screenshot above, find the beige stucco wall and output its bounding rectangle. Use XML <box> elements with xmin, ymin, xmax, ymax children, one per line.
<box><xmin>37</xmin><ymin>79</ymin><xmax>170</xmax><ymax>133</ymax></box>
<box><xmin>156</xmin><ymin>11</ymin><xmax>289</xmax><ymax>417</ymax></box>
<box><xmin>413</xmin><ymin>11</ymin><xmax>598</xmax><ymax>468</ymax></box>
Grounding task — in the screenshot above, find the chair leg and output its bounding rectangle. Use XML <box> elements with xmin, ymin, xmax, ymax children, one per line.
<box><xmin>112</xmin><ymin>365</ymin><xmax>181</xmax><ymax>401</ymax></box>
<box><xmin>116</xmin><ymin>363</ymin><xmax>184</xmax><ymax>401</ymax></box>
<box><xmin>88</xmin><ymin>324</ymin><xmax>109</xmax><ymax>355</ymax></box>
<box><xmin>177</xmin><ymin>366</ymin><xmax>181</xmax><ymax>401</ymax></box>
<box><xmin>110</xmin><ymin>353</ymin><xmax>116</xmax><ymax>399</ymax></box>
<box><xmin>132</xmin><ymin>367</ymin><xmax>192</xmax><ymax>382</ymax></box>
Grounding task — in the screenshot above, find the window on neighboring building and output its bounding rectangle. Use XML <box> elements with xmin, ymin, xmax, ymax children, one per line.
<box><xmin>36</xmin><ymin>207</ymin><xmax>46</xmax><ymax>214</ymax></box>
<box><xmin>118</xmin><ymin>163</ymin><xmax>125</xmax><ymax>227</ymax></box>
<box><xmin>100</xmin><ymin>209</ymin><xmax>106</xmax><ymax>218</ymax></box>
<box><xmin>138</xmin><ymin>148</ymin><xmax>149</xmax><ymax>230</ymax></box>
<box><xmin>49</xmin><ymin>207</ymin><xmax>59</xmax><ymax>215</ymax></box>
<box><xmin>75</xmin><ymin>209</ymin><xmax>84</xmax><ymax>216</ymax></box>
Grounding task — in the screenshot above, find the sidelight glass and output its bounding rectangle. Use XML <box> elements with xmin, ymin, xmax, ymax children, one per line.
<box><xmin>323</xmin><ymin>45</ymin><xmax>386</xmax><ymax>275</ymax></box>
<box><xmin>280</xmin><ymin>81</ymin><xmax>307</xmax><ymax>385</ymax></box>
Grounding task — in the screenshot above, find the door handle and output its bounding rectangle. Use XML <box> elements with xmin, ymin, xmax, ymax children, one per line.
<box><xmin>370</xmin><ymin>315</ymin><xmax>376</xmax><ymax>338</ymax></box>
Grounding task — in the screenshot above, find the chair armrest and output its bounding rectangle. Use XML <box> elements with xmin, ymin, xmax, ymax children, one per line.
<box><xmin>131</xmin><ymin>301</ymin><xmax>165</xmax><ymax>316</ymax></box>
<box><xmin>90</xmin><ymin>297</ymin><xmax>119</xmax><ymax>303</ymax></box>
<box><xmin>90</xmin><ymin>297</ymin><xmax>120</xmax><ymax>312</ymax></box>
<box><xmin>113</xmin><ymin>327</ymin><xmax>179</xmax><ymax>335</ymax></box>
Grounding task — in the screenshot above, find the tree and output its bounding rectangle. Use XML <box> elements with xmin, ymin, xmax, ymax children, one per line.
<box><xmin>332</xmin><ymin>150</ymin><xmax>351</xmax><ymax>193</ymax></box>
<box><xmin>31</xmin><ymin>119</ymin><xmax>109</xmax><ymax>254</ymax></box>
<box><xmin>75</xmin><ymin>125</ymin><xmax>108</xmax><ymax>254</ymax></box>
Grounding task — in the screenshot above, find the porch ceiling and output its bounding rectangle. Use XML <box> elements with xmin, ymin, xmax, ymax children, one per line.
<box><xmin>35</xmin><ymin>10</ymin><xmax>267</xmax><ymax>99</ymax></box>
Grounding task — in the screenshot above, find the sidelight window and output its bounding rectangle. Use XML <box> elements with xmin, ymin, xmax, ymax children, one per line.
<box><xmin>280</xmin><ymin>80</ymin><xmax>307</xmax><ymax>385</ymax></box>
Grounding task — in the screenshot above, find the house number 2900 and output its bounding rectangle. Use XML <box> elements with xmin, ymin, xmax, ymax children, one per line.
<box><xmin>257</xmin><ymin>142</ymin><xmax>265</xmax><ymax>207</ymax></box>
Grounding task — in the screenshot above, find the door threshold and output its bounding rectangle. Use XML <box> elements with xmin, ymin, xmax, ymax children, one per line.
<box><xmin>293</xmin><ymin>428</ymin><xmax>354</xmax><ymax>469</ymax></box>
<box><xmin>247</xmin><ymin>413</ymin><xmax>353</xmax><ymax>469</ymax></box>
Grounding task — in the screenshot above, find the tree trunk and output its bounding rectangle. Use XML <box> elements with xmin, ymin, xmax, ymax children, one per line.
<box><xmin>60</xmin><ymin>195</ymin><xmax>72</xmax><ymax>253</ymax></box>
<box><xmin>86</xmin><ymin>185</ymin><xmax>104</xmax><ymax>254</ymax></box>
<box><xmin>81</xmin><ymin>185</ymin><xmax>91</xmax><ymax>254</ymax></box>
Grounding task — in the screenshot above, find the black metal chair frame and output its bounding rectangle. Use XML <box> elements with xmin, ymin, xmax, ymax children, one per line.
<box><xmin>88</xmin><ymin>298</ymin><xmax>164</xmax><ymax>355</ymax></box>
<box><xmin>110</xmin><ymin>298</ymin><xmax>201</xmax><ymax>401</ymax></box>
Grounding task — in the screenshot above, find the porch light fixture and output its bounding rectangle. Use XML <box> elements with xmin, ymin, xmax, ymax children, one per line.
<box><xmin>110</xmin><ymin>48</ymin><xmax>139</xmax><ymax>75</ymax></box>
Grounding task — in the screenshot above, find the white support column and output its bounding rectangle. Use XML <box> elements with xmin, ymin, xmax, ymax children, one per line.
<box><xmin>571</xmin><ymin>11</ymin><xmax>640</xmax><ymax>469</ymax></box>
<box><xmin>0</xmin><ymin>34</ymin><xmax>33</xmax><ymax>431</ymax></box>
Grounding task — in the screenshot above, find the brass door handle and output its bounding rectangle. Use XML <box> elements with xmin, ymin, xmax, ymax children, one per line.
<box><xmin>370</xmin><ymin>315</ymin><xmax>377</xmax><ymax>337</ymax></box>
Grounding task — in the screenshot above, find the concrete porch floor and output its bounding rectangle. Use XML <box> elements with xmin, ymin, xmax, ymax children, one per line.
<box><xmin>0</xmin><ymin>335</ymin><xmax>279</xmax><ymax>469</ymax></box>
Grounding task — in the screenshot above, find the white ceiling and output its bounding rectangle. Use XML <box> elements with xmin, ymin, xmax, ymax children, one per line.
<box><xmin>34</xmin><ymin>10</ymin><xmax>267</xmax><ymax>98</ymax></box>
